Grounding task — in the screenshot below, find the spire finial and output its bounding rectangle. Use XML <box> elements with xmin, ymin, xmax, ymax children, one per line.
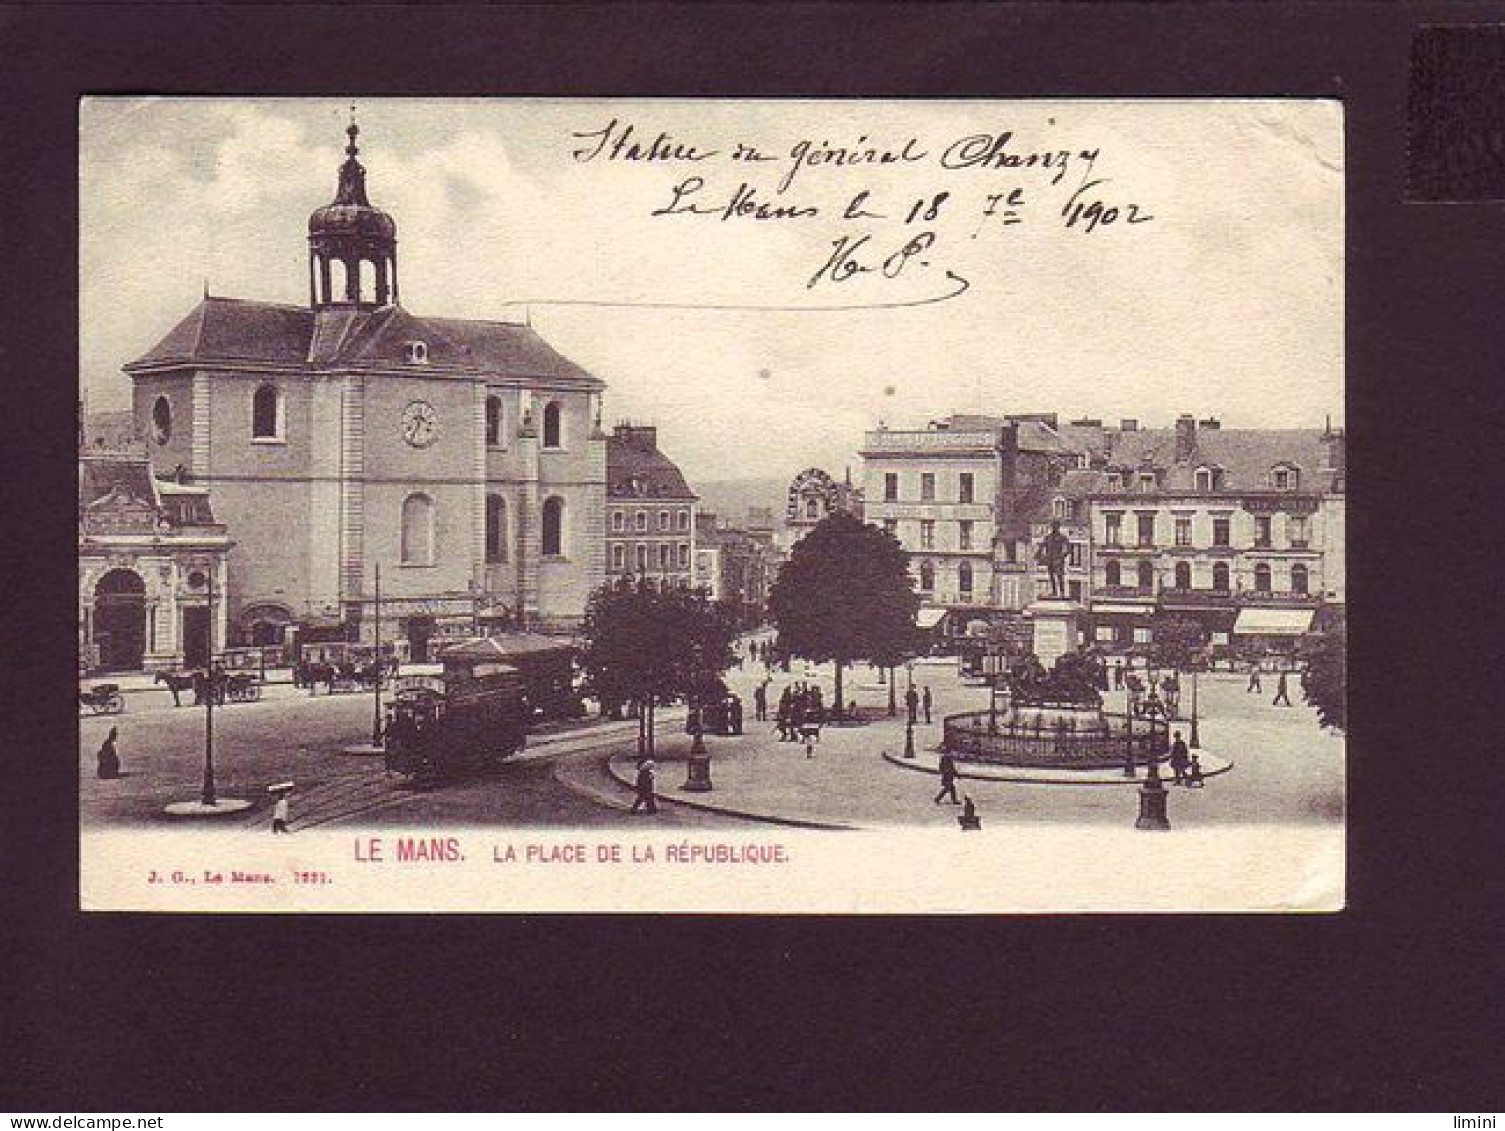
<box><xmin>346</xmin><ymin>105</ymin><xmax>360</xmax><ymax>158</ymax></box>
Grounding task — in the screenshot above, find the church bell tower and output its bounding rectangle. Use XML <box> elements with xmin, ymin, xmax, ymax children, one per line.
<box><xmin>307</xmin><ymin>115</ymin><xmax>399</xmax><ymax>309</ymax></box>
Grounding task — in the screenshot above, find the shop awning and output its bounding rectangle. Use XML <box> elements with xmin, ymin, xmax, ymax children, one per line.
<box><xmin>1233</xmin><ymin>607</ymin><xmax>1315</xmax><ymax>635</ymax></box>
<box><xmin>1093</xmin><ymin>603</ymin><xmax>1154</xmax><ymax>616</ymax></box>
<box><xmin>916</xmin><ymin>608</ymin><xmax>947</xmax><ymax>630</ymax></box>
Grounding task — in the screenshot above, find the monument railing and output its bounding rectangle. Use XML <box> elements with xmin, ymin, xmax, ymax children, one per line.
<box><xmin>941</xmin><ymin>708</ymin><xmax>1169</xmax><ymax>768</ymax></box>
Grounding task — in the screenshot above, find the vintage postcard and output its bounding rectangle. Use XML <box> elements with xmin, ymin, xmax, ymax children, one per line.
<box><xmin>78</xmin><ymin>97</ymin><xmax>1345</xmax><ymax>913</ymax></box>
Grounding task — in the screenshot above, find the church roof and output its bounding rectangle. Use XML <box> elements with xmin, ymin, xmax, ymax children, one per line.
<box><xmin>126</xmin><ymin>297</ymin><xmax>604</xmax><ymax>388</ymax></box>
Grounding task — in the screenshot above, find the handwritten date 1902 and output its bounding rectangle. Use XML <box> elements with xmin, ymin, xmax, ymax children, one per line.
<box><xmin>808</xmin><ymin>231</ymin><xmax>937</xmax><ymax>289</ymax></box>
<box><xmin>1061</xmin><ymin>179</ymin><xmax>1153</xmax><ymax>233</ymax></box>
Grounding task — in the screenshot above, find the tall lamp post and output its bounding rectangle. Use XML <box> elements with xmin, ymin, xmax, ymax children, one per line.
<box><xmin>371</xmin><ymin>563</ymin><xmax>383</xmax><ymax>747</ymax></box>
<box><xmin>987</xmin><ymin>647</ymin><xmax>1003</xmax><ymax>735</ymax></box>
<box><xmin>903</xmin><ymin>659</ymin><xmax>917</xmax><ymax>758</ymax></box>
<box><xmin>165</xmin><ymin>564</ymin><xmax>250</xmax><ymax>816</ymax></box>
<box><xmin>1189</xmin><ymin>662</ymin><xmax>1201</xmax><ymax>749</ymax></box>
<box><xmin>683</xmin><ymin>644</ymin><xmax>713</xmax><ymax>791</ymax></box>
<box><xmin>201</xmin><ymin>567</ymin><xmax>218</xmax><ymax>806</ymax></box>
<box><xmin>1135</xmin><ymin>697</ymin><xmax>1171</xmax><ymax>830</ymax></box>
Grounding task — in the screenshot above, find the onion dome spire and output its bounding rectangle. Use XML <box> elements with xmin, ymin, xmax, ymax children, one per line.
<box><xmin>307</xmin><ymin>109</ymin><xmax>399</xmax><ymax>308</ymax></box>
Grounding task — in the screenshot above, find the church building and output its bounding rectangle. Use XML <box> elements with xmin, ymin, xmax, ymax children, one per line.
<box><xmin>122</xmin><ymin>120</ymin><xmax>608</xmax><ymax>659</ymax></box>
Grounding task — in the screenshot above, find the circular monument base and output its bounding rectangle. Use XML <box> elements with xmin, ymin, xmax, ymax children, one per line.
<box><xmin>163</xmin><ymin>798</ymin><xmax>253</xmax><ymax>817</ymax></box>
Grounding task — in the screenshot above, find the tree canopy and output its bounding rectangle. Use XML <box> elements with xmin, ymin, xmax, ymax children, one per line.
<box><xmin>1149</xmin><ymin>615</ymin><xmax>1210</xmax><ymax>672</ymax></box>
<box><xmin>578</xmin><ymin>576</ymin><xmax>739</xmax><ymax>754</ymax></box>
<box><xmin>768</xmin><ymin>512</ymin><xmax>921</xmax><ymax>715</ymax></box>
<box><xmin>1300</xmin><ymin>617</ymin><xmax>1346</xmax><ymax>731</ymax></box>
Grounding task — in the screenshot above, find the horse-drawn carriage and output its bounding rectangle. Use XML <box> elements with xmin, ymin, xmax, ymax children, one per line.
<box><xmin>79</xmin><ymin>683</ymin><xmax>125</xmax><ymax>715</ymax></box>
<box><xmin>382</xmin><ymin>656</ymin><xmax>529</xmax><ymax>786</ymax></box>
<box><xmin>154</xmin><ymin>665</ymin><xmax>261</xmax><ymax>706</ymax></box>
<box><xmin>296</xmin><ymin>642</ymin><xmax>405</xmax><ymax>694</ymax></box>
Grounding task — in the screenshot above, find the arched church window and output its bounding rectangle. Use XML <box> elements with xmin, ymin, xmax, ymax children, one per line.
<box><xmin>542</xmin><ymin>401</ymin><xmax>563</xmax><ymax>449</ymax></box>
<box><xmin>485</xmin><ymin>494</ymin><xmax>508</xmax><ymax>563</ymax></box>
<box><xmin>401</xmin><ymin>493</ymin><xmax>434</xmax><ymax>566</ymax></box>
<box><xmin>152</xmin><ymin>396</ymin><xmax>172</xmax><ymax>444</ymax></box>
<box><xmin>485</xmin><ymin>396</ymin><xmax>503</xmax><ymax>446</ymax></box>
<box><xmin>252</xmin><ymin>384</ymin><xmax>283</xmax><ymax>441</ymax></box>
<box><xmin>542</xmin><ymin>496</ymin><xmax>565</xmax><ymax>556</ymax></box>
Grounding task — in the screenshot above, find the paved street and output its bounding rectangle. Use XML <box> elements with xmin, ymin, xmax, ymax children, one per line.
<box><xmin>79</xmin><ymin>646</ymin><xmax>1343</xmax><ymax>832</ymax></box>
<box><xmin>78</xmin><ymin>683</ymin><xmax>712</xmax><ymax>830</ymax></box>
<box><xmin>639</xmin><ymin>647</ymin><xmax>1345</xmax><ymax>830</ymax></box>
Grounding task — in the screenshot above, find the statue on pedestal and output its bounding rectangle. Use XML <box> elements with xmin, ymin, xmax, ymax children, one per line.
<box><xmin>1036</xmin><ymin>521</ymin><xmax>1071</xmax><ymax>598</ymax></box>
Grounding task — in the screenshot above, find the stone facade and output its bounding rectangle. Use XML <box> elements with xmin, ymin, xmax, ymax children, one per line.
<box><xmin>121</xmin><ymin>122</ymin><xmax>607</xmax><ymax>657</ymax></box>
<box><xmin>605</xmin><ymin>425</ymin><xmax>696</xmax><ymax>588</ymax></box>
<box><xmin>79</xmin><ymin>441</ymin><xmax>232</xmax><ymax>673</ymax></box>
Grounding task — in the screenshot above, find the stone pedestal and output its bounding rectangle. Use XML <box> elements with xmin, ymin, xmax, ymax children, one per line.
<box><xmin>1026</xmin><ymin>598</ymin><xmax>1083</xmax><ymax>668</ymax></box>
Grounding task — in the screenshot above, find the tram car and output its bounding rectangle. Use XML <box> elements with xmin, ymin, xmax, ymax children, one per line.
<box><xmin>382</xmin><ymin>655</ymin><xmax>529</xmax><ymax>785</ymax></box>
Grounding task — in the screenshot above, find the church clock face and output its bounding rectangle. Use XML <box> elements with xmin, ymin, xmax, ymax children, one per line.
<box><xmin>400</xmin><ymin>400</ymin><xmax>439</xmax><ymax>448</ymax></box>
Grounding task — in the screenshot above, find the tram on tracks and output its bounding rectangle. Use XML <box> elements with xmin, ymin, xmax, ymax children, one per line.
<box><xmin>382</xmin><ymin>653</ymin><xmax>529</xmax><ymax>786</ymax></box>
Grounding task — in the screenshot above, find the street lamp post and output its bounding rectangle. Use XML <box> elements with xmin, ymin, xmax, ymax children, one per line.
<box><xmin>683</xmin><ymin>646</ymin><xmax>713</xmax><ymax>791</ymax></box>
<box><xmin>1189</xmin><ymin>665</ymin><xmax>1201</xmax><ymax>749</ymax></box>
<box><xmin>201</xmin><ymin>567</ymin><xmax>217</xmax><ymax>807</ymax></box>
<box><xmin>1135</xmin><ymin>699</ymin><xmax>1171</xmax><ymax>830</ymax></box>
<box><xmin>987</xmin><ymin>648</ymin><xmax>1002</xmax><ymax>735</ymax></box>
<box><xmin>371</xmin><ymin>563</ymin><xmax>384</xmax><ymax>748</ymax></box>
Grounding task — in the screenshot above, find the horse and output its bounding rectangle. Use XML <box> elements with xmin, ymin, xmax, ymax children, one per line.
<box><xmin>154</xmin><ymin>671</ymin><xmax>197</xmax><ymax>707</ymax></box>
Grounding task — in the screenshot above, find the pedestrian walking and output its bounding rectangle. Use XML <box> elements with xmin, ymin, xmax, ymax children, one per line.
<box><xmin>905</xmin><ymin>685</ymin><xmax>919</xmax><ymax>724</ymax></box>
<box><xmin>753</xmin><ymin>681</ymin><xmax>768</xmax><ymax>722</ymax></box>
<box><xmin>934</xmin><ymin>751</ymin><xmax>961</xmax><ymax>805</ymax></box>
<box><xmin>272</xmin><ymin>790</ymin><xmax>292</xmax><ymax>834</ymax></box>
<box><xmin>631</xmin><ymin>757</ymin><xmax>658</xmax><ymax>814</ymax></box>
<box><xmin>922</xmin><ymin>686</ymin><xmax>933</xmax><ymax>725</ymax></box>
<box><xmin>96</xmin><ymin>726</ymin><xmax>121</xmax><ymax>780</ymax></box>
<box><xmin>1113</xmin><ymin>661</ymin><xmax>1124</xmax><ymax>691</ymax></box>
<box><xmin>1246</xmin><ymin>664</ymin><xmax>1262</xmax><ymax>694</ymax></box>
<box><xmin>1273</xmin><ymin>670</ymin><xmax>1292</xmax><ymax>707</ymax></box>
<box><xmin>1169</xmin><ymin>731</ymin><xmax>1190</xmax><ymax>785</ymax></box>
<box><xmin>1185</xmin><ymin>753</ymin><xmax>1206</xmax><ymax>789</ymax></box>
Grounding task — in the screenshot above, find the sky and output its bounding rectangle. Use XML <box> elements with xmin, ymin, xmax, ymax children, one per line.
<box><xmin>80</xmin><ymin>97</ymin><xmax>1343</xmax><ymax>484</ymax></box>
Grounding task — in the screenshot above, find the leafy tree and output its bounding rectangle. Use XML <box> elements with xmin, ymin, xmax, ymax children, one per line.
<box><xmin>1300</xmin><ymin>617</ymin><xmax>1346</xmax><ymax>731</ymax></box>
<box><xmin>1148</xmin><ymin>615</ymin><xmax>1209</xmax><ymax>675</ymax></box>
<box><xmin>579</xmin><ymin>576</ymin><xmax>738</xmax><ymax>757</ymax></box>
<box><xmin>767</xmin><ymin>512</ymin><xmax>920</xmax><ymax>719</ymax></box>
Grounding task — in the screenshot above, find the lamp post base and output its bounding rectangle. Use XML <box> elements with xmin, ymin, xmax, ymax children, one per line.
<box><xmin>903</xmin><ymin>723</ymin><xmax>916</xmax><ymax>759</ymax></box>
<box><xmin>1135</xmin><ymin>778</ymin><xmax>1171</xmax><ymax>830</ymax></box>
<box><xmin>682</xmin><ymin>754</ymin><xmax>713</xmax><ymax>792</ymax></box>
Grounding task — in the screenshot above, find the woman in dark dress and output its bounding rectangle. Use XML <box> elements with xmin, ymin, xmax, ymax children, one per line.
<box><xmin>96</xmin><ymin>726</ymin><xmax>121</xmax><ymax>779</ymax></box>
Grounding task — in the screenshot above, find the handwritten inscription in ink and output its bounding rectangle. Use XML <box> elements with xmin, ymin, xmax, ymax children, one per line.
<box><xmin>568</xmin><ymin>118</ymin><xmax>1156</xmax><ymax>307</ymax></box>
